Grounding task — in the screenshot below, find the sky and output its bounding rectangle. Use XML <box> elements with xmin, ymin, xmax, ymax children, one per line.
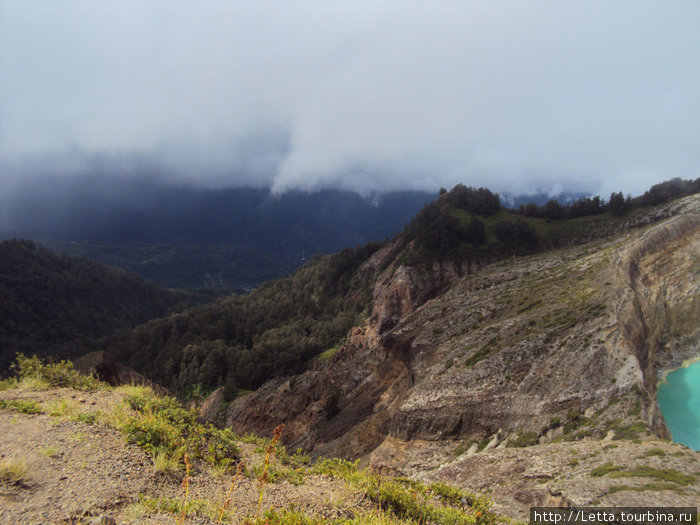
<box><xmin>1</xmin><ymin>0</ymin><xmax>699</xmax><ymax>199</ymax></box>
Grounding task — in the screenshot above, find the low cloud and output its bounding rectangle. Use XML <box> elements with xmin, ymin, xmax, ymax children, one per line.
<box><xmin>1</xmin><ymin>1</ymin><xmax>698</xmax><ymax>200</ymax></box>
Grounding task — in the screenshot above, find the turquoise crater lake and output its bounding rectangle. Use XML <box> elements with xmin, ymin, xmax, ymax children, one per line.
<box><xmin>656</xmin><ymin>359</ymin><xmax>700</xmax><ymax>451</ymax></box>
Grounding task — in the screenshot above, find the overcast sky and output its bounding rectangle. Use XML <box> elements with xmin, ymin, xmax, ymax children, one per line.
<box><xmin>1</xmin><ymin>0</ymin><xmax>698</xmax><ymax>198</ymax></box>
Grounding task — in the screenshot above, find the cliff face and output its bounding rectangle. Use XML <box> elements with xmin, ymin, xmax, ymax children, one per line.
<box><xmin>224</xmin><ymin>195</ymin><xmax>699</xmax><ymax>463</ymax></box>
<box><xmin>613</xmin><ymin>207</ymin><xmax>700</xmax><ymax>436</ymax></box>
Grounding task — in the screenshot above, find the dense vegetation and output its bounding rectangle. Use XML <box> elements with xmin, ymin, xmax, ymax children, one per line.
<box><xmin>39</xmin><ymin>241</ymin><xmax>297</xmax><ymax>292</ymax></box>
<box><xmin>0</xmin><ymin>240</ymin><xmax>204</xmax><ymax>372</ymax></box>
<box><xmin>106</xmin><ymin>242</ymin><xmax>381</xmax><ymax>398</ymax></box>
<box><xmin>403</xmin><ymin>177</ymin><xmax>700</xmax><ymax>264</ymax></box>
<box><xmin>514</xmin><ymin>177</ymin><xmax>700</xmax><ymax>220</ymax></box>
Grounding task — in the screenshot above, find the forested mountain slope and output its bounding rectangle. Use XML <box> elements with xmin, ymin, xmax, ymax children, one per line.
<box><xmin>0</xmin><ymin>240</ymin><xmax>203</xmax><ymax>372</ymax></box>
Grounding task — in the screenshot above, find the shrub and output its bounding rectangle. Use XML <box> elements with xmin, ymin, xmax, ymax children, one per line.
<box><xmin>507</xmin><ymin>431</ymin><xmax>539</xmax><ymax>448</ymax></box>
<box><xmin>119</xmin><ymin>388</ymin><xmax>240</xmax><ymax>471</ymax></box>
<box><xmin>10</xmin><ymin>354</ymin><xmax>100</xmax><ymax>390</ymax></box>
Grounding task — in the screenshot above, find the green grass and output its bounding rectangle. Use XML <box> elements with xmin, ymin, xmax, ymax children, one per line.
<box><xmin>591</xmin><ymin>462</ymin><xmax>623</xmax><ymax>477</ymax></box>
<box><xmin>43</xmin><ymin>399</ymin><xmax>77</xmax><ymax>417</ymax></box>
<box><xmin>0</xmin><ymin>398</ymin><xmax>43</xmax><ymax>414</ymax></box>
<box><xmin>151</xmin><ymin>447</ymin><xmax>181</xmax><ymax>476</ymax></box>
<box><xmin>464</xmin><ymin>343</ymin><xmax>499</xmax><ymax>367</ymax></box>
<box><xmin>454</xmin><ymin>441</ymin><xmax>472</xmax><ymax>456</ymax></box>
<box><xmin>314</xmin><ymin>347</ymin><xmax>339</xmax><ymax>364</ymax></box>
<box><xmin>312</xmin><ymin>459</ymin><xmax>497</xmax><ymax>525</ymax></box>
<box><xmin>641</xmin><ymin>447</ymin><xmax>666</xmax><ymax>458</ymax></box>
<box><xmin>612</xmin><ymin>422</ymin><xmax>648</xmax><ymax>440</ymax></box>
<box><xmin>70</xmin><ymin>412</ymin><xmax>99</xmax><ymax>425</ymax></box>
<box><xmin>607</xmin><ymin>482</ymin><xmax>685</xmax><ymax>494</ymax></box>
<box><xmin>118</xmin><ymin>387</ymin><xmax>241</xmax><ymax>472</ymax></box>
<box><xmin>130</xmin><ymin>494</ymin><xmax>221</xmax><ymax>522</ymax></box>
<box><xmin>40</xmin><ymin>446</ymin><xmax>60</xmax><ymax>458</ymax></box>
<box><xmin>592</xmin><ymin>462</ymin><xmax>694</xmax><ymax>486</ymax></box>
<box><xmin>609</xmin><ymin>466</ymin><xmax>695</xmax><ymax>486</ymax></box>
<box><xmin>0</xmin><ymin>378</ymin><xmax>17</xmax><ymax>391</ymax></box>
<box><xmin>5</xmin><ymin>355</ymin><xmax>507</xmax><ymax>525</ymax></box>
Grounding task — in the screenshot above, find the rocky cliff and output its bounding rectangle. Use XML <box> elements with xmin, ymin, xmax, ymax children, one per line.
<box><xmin>221</xmin><ymin>195</ymin><xmax>699</xmax><ymax>515</ymax></box>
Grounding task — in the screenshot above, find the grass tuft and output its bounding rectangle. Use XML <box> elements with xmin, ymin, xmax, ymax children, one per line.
<box><xmin>152</xmin><ymin>447</ymin><xmax>181</xmax><ymax>476</ymax></box>
<box><xmin>591</xmin><ymin>462</ymin><xmax>623</xmax><ymax>477</ymax></box>
<box><xmin>0</xmin><ymin>458</ymin><xmax>30</xmax><ymax>487</ymax></box>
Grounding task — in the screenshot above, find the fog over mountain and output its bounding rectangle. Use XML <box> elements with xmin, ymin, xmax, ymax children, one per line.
<box><xmin>1</xmin><ymin>1</ymin><xmax>698</xmax><ymax>206</ymax></box>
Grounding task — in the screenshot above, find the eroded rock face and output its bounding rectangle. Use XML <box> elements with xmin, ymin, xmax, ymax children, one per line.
<box><xmin>612</xmin><ymin>209</ymin><xmax>700</xmax><ymax>436</ymax></box>
<box><xmin>366</xmin><ymin>247</ymin><xmax>463</xmax><ymax>348</ymax></box>
<box><xmin>225</xmin><ymin>196</ymin><xmax>700</xmax><ymax>463</ymax></box>
<box><xmin>198</xmin><ymin>386</ymin><xmax>225</xmax><ymax>425</ymax></box>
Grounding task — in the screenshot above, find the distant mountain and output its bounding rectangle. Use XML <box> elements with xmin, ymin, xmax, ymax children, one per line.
<box><xmin>101</xmin><ymin>179</ymin><xmax>700</xmax><ymax>398</ymax></box>
<box><xmin>2</xmin><ymin>178</ymin><xmax>435</xmax><ymax>256</ymax></box>
<box><xmin>0</xmin><ymin>239</ymin><xmax>205</xmax><ymax>372</ymax></box>
<box><xmin>1</xmin><ymin>179</ymin><xmax>435</xmax><ymax>289</ymax></box>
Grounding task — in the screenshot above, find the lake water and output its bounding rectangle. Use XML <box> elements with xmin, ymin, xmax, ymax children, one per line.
<box><xmin>656</xmin><ymin>359</ymin><xmax>700</xmax><ymax>451</ymax></box>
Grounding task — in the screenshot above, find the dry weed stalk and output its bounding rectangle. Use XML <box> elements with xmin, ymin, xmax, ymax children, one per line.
<box><xmin>178</xmin><ymin>453</ymin><xmax>191</xmax><ymax>524</ymax></box>
<box><xmin>218</xmin><ymin>460</ymin><xmax>245</xmax><ymax>523</ymax></box>
<box><xmin>256</xmin><ymin>423</ymin><xmax>285</xmax><ymax>519</ymax></box>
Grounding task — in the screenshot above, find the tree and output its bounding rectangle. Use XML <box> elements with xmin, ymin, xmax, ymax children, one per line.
<box><xmin>543</xmin><ymin>200</ymin><xmax>564</xmax><ymax>220</ymax></box>
<box><xmin>609</xmin><ymin>192</ymin><xmax>626</xmax><ymax>216</ymax></box>
<box><xmin>493</xmin><ymin>219</ymin><xmax>539</xmax><ymax>250</ymax></box>
<box><xmin>465</xmin><ymin>217</ymin><xmax>486</xmax><ymax>245</ymax></box>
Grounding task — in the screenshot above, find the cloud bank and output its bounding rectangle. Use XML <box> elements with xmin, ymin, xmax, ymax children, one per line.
<box><xmin>1</xmin><ymin>1</ymin><xmax>698</xmax><ymax>198</ymax></box>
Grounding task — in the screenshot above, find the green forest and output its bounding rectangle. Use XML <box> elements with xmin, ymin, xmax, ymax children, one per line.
<box><xmin>0</xmin><ymin>240</ymin><xmax>206</xmax><ymax>371</ymax></box>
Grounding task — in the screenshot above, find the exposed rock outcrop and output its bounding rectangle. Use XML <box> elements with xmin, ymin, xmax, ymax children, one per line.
<box><xmin>198</xmin><ymin>386</ymin><xmax>225</xmax><ymax>425</ymax></box>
